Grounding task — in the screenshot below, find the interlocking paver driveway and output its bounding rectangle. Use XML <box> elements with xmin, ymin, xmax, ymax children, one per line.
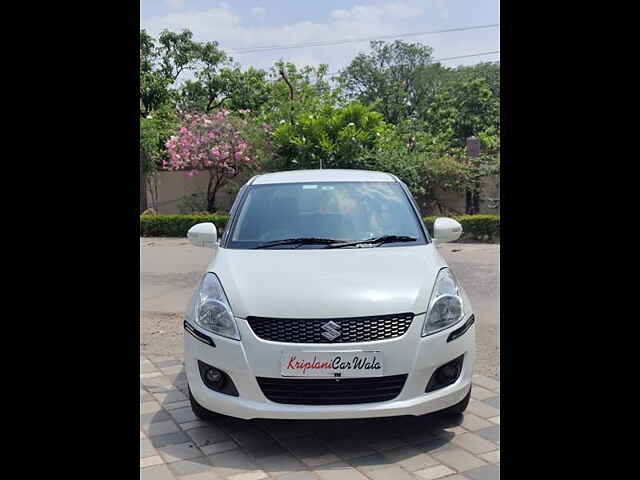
<box><xmin>141</xmin><ymin>353</ymin><xmax>500</xmax><ymax>480</ymax></box>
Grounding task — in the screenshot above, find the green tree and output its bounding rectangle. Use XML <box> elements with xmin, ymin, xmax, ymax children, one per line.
<box><xmin>178</xmin><ymin>66</ymin><xmax>270</xmax><ymax>113</ymax></box>
<box><xmin>175</xmin><ymin>39</ymin><xmax>229</xmax><ymax>112</ymax></box>
<box><xmin>140</xmin><ymin>104</ymin><xmax>180</xmax><ymax>210</ymax></box>
<box><xmin>422</xmin><ymin>72</ymin><xmax>500</xmax><ymax>213</ymax></box>
<box><xmin>338</xmin><ymin>40</ymin><xmax>450</xmax><ymax>123</ymax></box>
<box><xmin>139</xmin><ymin>29</ymin><xmax>203</xmax><ymax>116</ymax></box>
<box><xmin>139</xmin><ymin>29</ymin><xmax>201</xmax><ymax>209</ymax></box>
<box><xmin>156</xmin><ymin>29</ymin><xmax>202</xmax><ymax>82</ymax></box>
<box><xmin>259</xmin><ymin>62</ymin><xmax>336</xmax><ymax>125</ymax></box>
<box><xmin>140</xmin><ymin>30</ymin><xmax>170</xmax><ymax>117</ymax></box>
<box><xmin>424</xmin><ymin>76</ymin><xmax>499</xmax><ymax>146</ymax></box>
<box><xmin>362</xmin><ymin>124</ymin><xmax>472</xmax><ymax>213</ymax></box>
<box><xmin>452</xmin><ymin>62</ymin><xmax>500</xmax><ymax>98</ymax></box>
<box><xmin>270</xmin><ymin>102</ymin><xmax>388</xmax><ymax>171</ymax></box>
<box><xmin>138</xmin><ymin>28</ymin><xmax>501</xmax><ymax>214</ymax></box>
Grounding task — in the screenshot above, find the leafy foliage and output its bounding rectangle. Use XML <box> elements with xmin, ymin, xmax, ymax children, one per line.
<box><xmin>423</xmin><ymin>76</ymin><xmax>499</xmax><ymax>148</ymax></box>
<box><xmin>140</xmin><ymin>214</ymin><xmax>228</xmax><ymax>237</ymax></box>
<box><xmin>336</xmin><ymin>42</ymin><xmax>500</xmax><ymax>213</ymax></box>
<box><xmin>138</xmin><ymin>28</ymin><xmax>500</xmax><ymax>217</ymax></box>
<box><xmin>360</xmin><ymin>124</ymin><xmax>471</xmax><ymax>212</ymax></box>
<box><xmin>338</xmin><ymin>40</ymin><xmax>451</xmax><ymax>124</ymax></box>
<box><xmin>423</xmin><ymin>215</ymin><xmax>500</xmax><ymax>242</ymax></box>
<box><xmin>256</xmin><ymin>62</ymin><xmax>336</xmax><ymax>127</ymax></box>
<box><xmin>140</xmin><ymin>104</ymin><xmax>180</xmax><ymax>175</ymax></box>
<box><xmin>270</xmin><ymin>102</ymin><xmax>388</xmax><ymax>171</ymax></box>
<box><xmin>179</xmin><ymin>66</ymin><xmax>271</xmax><ymax>113</ymax></box>
<box><xmin>140</xmin><ymin>29</ymin><xmax>203</xmax><ymax>116</ymax></box>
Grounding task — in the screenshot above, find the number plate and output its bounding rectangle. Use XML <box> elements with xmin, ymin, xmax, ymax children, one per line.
<box><xmin>281</xmin><ymin>351</ymin><xmax>384</xmax><ymax>377</ymax></box>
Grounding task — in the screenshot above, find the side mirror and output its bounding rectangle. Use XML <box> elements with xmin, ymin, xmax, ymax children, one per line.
<box><xmin>433</xmin><ymin>217</ymin><xmax>463</xmax><ymax>245</ymax></box>
<box><xmin>187</xmin><ymin>223</ymin><xmax>218</xmax><ymax>248</ymax></box>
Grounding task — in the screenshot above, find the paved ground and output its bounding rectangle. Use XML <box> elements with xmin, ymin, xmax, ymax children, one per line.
<box><xmin>141</xmin><ymin>351</ymin><xmax>500</xmax><ymax>479</ymax></box>
<box><xmin>140</xmin><ymin>239</ymin><xmax>499</xmax><ymax>378</ymax></box>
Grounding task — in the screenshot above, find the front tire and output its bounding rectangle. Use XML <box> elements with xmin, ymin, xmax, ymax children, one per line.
<box><xmin>188</xmin><ymin>388</ymin><xmax>218</xmax><ymax>422</ymax></box>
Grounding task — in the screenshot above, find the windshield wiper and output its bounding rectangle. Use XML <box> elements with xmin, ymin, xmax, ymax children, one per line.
<box><xmin>254</xmin><ymin>237</ymin><xmax>344</xmax><ymax>249</ymax></box>
<box><xmin>328</xmin><ymin>235</ymin><xmax>417</xmax><ymax>249</ymax></box>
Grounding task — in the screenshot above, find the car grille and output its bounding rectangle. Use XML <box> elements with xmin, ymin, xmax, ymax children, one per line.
<box><xmin>245</xmin><ymin>313</ymin><xmax>414</xmax><ymax>343</ymax></box>
<box><xmin>256</xmin><ymin>375</ymin><xmax>408</xmax><ymax>405</ymax></box>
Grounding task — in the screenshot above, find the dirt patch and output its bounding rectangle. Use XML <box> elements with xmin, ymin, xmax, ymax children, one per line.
<box><xmin>475</xmin><ymin>324</ymin><xmax>500</xmax><ymax>379</ymax></box>
<box><xmin>140</xmin><ymin>311</ymin><xmax>184</xmax><ymax>357</ymax></box>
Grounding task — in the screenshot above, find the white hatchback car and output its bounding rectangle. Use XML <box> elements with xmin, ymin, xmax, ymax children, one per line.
<box><xmin>183</xmin><ymin>169</ymin><xmax>475</xmax><ymax>420</ymax></box>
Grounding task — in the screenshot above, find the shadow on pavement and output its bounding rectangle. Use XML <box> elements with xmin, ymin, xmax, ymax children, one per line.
<box><xmin>142</xmin><ymin>362</ymin><xmax>463</xmax><ymax>476</ymax></box>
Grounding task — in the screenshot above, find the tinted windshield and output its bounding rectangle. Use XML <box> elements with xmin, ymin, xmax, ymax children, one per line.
<box><xmin>227</xmin><ymin>181</ymin><xmax>427</xmax><ymax>249</ymax></box>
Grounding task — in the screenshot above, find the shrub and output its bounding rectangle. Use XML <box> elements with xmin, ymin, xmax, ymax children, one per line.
<box><xmin>270</xmin><ymin>102</ymin><xmax>388</xmax><ymax>171</ymax></box>
<box><xmin>164</xmin><ymin>110</ymin><xmax>256</xmax><ymax>212</ymax></box>
<box><xmin>140</xmin><ymin>214</ymin><xmax>499</xmax><ymax>242</ymax></box>
<box><xmin>423</xmin><ymin>215</ymin><xmax>500</xmax><ymax>242</ymax></box>
<box><xmin>140</xmin><ymin>215</ymin><xmax>228</xmax><ymax>237</ymax></box>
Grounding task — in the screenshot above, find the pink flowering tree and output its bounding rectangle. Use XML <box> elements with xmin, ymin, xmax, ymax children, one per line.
<box><xmin>164</xmin><ymin>110</ymin><xmax>254</xmax><ymax>212</ymax></box>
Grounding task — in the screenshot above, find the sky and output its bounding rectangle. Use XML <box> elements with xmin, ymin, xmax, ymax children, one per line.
<box><xmin>140</xmin><ymin>1</ymin><xmax>500</xmax><ymax>75</ymax></box>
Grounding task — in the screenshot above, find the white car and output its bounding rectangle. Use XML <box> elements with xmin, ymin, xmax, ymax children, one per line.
<box><xmin>183</xmin><ymin>169</ymin><xmax>475</xmax><ymax>420</ymax></box>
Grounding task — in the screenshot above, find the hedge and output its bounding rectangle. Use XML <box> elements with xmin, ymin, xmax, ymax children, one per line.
<box><xmin>140</xmin><ymin>215</ymin><xmax>228</xmax><ymax>237</ymax></box>
<box><xmin>423</xmin><ymin>215</ymin><xmax>500</xmax><ymax>243</ymax></box>
<box><xmin>141</xmin><ymin>214</ymin><xmax>499</xmax><ymax>243</ymax></box>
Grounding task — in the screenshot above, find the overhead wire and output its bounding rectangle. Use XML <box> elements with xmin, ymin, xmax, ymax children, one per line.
<box><xmin>225</xmin><ymin>24</ymin><xmax>499</xmax><ymax>55</ymax></box>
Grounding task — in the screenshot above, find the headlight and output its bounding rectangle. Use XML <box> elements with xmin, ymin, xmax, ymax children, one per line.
<box><xmin>190</xmin><ymin>273</ymin><xmax>240</xmax><ymax>340</ymax></box>
<box><xmin>422</xmin><ymin>268</ymin><xmax>465</xmax><ymax>336</ymax></box>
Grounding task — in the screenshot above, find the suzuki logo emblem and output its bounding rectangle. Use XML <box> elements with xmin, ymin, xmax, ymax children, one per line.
<box><xmin>321</xmin><ymin>321</ymin><xmax>341</xmax><ymax>341</ymax></box>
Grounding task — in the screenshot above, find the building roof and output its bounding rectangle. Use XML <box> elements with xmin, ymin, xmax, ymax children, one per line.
<box><xmin>251</xmin><ymin>169</ymin><xmax>396</xmax><ymax>185</ymax></box>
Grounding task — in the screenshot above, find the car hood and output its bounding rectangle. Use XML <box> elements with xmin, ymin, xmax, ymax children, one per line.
<box><xmin>209</xmin><ymin>244</ymin><xmax>448</xmax><ymax>318</ymax></box>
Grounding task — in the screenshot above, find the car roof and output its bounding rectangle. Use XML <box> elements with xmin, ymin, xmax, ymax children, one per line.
<box><xmin>251</xmin><ymin>169</ymin><xmax>397</xmax><ymax>185</ymax></box>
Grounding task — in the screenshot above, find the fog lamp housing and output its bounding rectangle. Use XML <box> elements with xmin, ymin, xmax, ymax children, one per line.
<box><xmin>197</xmin><ymin>360</ymin><xmax>239</xmax><ymax>396</ymax></box>
<box><xmin>205</xmin><ymin>367</ymin><xmax>223</xmax><ymax>385</ymax></box>
<box><xmin>426</xmin><ymin>355</ymin><xmax>464</xmax><ymax>393</ymax></box>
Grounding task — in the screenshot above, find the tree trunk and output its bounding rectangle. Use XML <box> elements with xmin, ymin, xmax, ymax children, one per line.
<box><xmin>472</xmin><ymin>190</ymin><xmax>481</xmax><ymax>214</ymax></box>
<box><xmin>465</xmin><ymin>190</ymin><xmax>473</xmax><ymax>214</ymax></box>
<box><xmin>207</xmin><ymin>174</ymin><xmax>215</xmax><ymax>213</ymax></box>
<box><xmin>207</xmin><ymin>173</ymin><xmax>225</xmax><ymax>213</ymax></box>
<box><xmin>207</xmin><ymin>192</ymin><xmax>216</xmax><ymax>213</ymax></box>
<box><xmin>465</xmin><ymin>189</ymin><xmax>481</xmax><ymax>214</ymax></box>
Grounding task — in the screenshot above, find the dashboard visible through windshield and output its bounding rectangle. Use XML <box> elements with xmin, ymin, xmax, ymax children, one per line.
<box><xmin>226</xmin><ymin>181</ymin><xmax>428</xmax><ymax>249</ymax></box>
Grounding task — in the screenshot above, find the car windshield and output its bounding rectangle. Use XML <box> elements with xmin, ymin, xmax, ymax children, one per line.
<box><xmin>227</xmin><ymin>181</ymin><xmax>427</xmax><ymax>249</ymax></box>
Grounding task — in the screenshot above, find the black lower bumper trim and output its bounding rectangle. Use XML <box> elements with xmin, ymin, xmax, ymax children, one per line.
<box><xmin>447</xmin><ymin>315</ymin><xmax>475</xmax><ymax>343</ymax></box>
<box><xmin>184</xmin><ymin>320</ymin><xmax>216</xmax><ymax>347</ymax></box>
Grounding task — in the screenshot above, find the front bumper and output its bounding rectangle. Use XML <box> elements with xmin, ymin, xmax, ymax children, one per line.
<box><xmin>185</xmin><ymin>313</ymin><xmax>475</xmax><ymax>420</ymax></box>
